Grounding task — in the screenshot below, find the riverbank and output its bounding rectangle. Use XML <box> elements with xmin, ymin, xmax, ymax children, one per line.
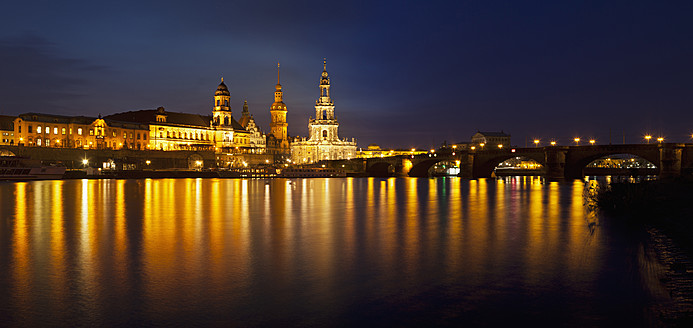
<box><xmin>593</xmin><ymin>178</ymin><xmax>693</xmax><ymax>325</ymax></box>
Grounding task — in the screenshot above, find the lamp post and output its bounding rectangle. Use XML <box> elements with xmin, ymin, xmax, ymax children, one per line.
<box><xmin>644</xmin><ymin>135</ymin><xmax>652</xmax><ymax>144</ymax></box>
<box><xmin>497</xmin><ymin>144</ymin><xmax>503</xmax><ymax>149</ymax></box>
<box><xmin>550</xmin><ymin>141</ymin><xmax>556</xmax><ymax>146</ymax></box>
<box><xmin>589</xmin><ymin>139</ymin><xmax>595</xmax><ymax>145</ymax></box>
<box><xmin>533</xmin><ymin>139</ymin><xmax>540</xmax><ymax>147</ymax></box>
<box><xmin>574</xmin><ymin>138</ymin><xmax>580</xmax><ymax>146</ymax></box>
<box><xmin>657</xmin><ymin>137</ymin><xmax>664</xmax><ymax>143</ymax></box>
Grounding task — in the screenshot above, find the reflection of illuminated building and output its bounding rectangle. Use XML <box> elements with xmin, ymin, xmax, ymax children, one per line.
<box><xmin>585</xmin><ymin>155</ymin><xmax>656</xmax><ymax>169</ymax></box>
<box><xmin>496</xmin><ymin>157</ymin><xmax>543</xmax><ymax>169</ymax></box>
<box><xmin>291</xmin><ymin>60</ymin><xmax>357</xmax><ymax>163</ymax></box>
<box><xmin>356</xmin><ymin>144</ymin><xmax>428</xmax><ymax>158</ymax></box>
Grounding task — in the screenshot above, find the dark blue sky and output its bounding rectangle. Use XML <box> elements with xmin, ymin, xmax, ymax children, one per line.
<box><xmin>1</xmin><ymin>0</ymin><xmax>691</xmax><ymax>148</ymax></box>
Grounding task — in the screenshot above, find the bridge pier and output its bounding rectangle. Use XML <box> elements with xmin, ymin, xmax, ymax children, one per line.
<box><xmin>545</xmin><ymin>147</ymin><xmax>567</xmax><ymax>180</ymax></box>
<box><xmin>659</xmin><ymin>144</ymin><xmax>683</xmax><ymax>179</ymax></box>
<box><xmin>459</xmin><ymin>152</ymin><xmax>474</xmax><ymax>178</ymax></box>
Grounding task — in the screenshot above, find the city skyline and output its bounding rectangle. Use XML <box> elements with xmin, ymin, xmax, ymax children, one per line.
<box><xmin>1</xmin><ymin>1</ymin><xmax>692</xmax><ymax>148</ymax></box>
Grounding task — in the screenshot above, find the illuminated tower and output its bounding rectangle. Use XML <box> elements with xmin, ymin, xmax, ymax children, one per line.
<box><xmin>270</xmin><ymin>63</ymin><xmax>289</xmax><ymax>149</ymax></box>
<box><xmin>310</xmin><ymin>59</ymin><xmax>339</xmax><ymax>141</ymax></box>
<box><xmin>212</xmin><ymin>78</ymin><xmax>232</xmax><ymax>126</ymax></box>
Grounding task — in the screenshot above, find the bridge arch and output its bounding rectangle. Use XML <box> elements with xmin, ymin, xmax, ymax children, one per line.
<box><xmin>473</xmin><ymin>153</ymin><xmax>546</xmax><ymax>178</ymax></box>
<box><xmin>0</xmin><ymin>148</ymin><xmax>16</xmax><ymax>156</ymax></box>
<box><xmin>367</xmin><ymin>162</ymin><xmax>395</xmax><ymax>177</ymax></box>
<box><xmin>564</xmin><ymin>150</ymin><xmax>660</xmax><ymax>179</ymax></box>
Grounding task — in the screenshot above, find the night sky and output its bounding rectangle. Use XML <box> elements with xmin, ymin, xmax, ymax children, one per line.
<box><xmin>1</xmin><ymin>0</ymin><xmax>691</xmax><ymax>149</ymax></box>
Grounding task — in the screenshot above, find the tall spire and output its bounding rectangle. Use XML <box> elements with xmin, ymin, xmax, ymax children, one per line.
<box><xmin>277</xmin><ymin>62</ymin><xmax>280</xmax><ymax>84</ymax></box>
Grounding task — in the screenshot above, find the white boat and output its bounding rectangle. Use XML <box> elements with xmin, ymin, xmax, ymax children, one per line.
<box><xmin>279</xmin><ymin>167</ymin><xmax>346</xmax><ymax>178</ymax></box>
<box><xmin>0</xmin><ymin>156</ymin><xmax>66</xmax><ymax>181</ymax></box>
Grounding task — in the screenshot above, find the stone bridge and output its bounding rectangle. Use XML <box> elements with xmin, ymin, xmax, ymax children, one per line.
<box><xmin>366</xmin><ymin>143</ymin><xmax>693</xmax><ymax>179</ymax></box>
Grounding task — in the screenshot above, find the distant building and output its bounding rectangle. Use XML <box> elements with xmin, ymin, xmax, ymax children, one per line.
<box><xmin>471</xmin><ymin>131</ymin><xmax>511</xmax><ymax>149</ymax></box>
<box><xmin>356</xmin><ymin>144</ymin><xmax>428</xmax><ymax>158</ymax></box>
<box><xmin>291</xmin><ymin>60</ymin><xmax>357</xmax><ymax>163</ymax></box>
<box><xmin>0</xmin><ymin>115</ymin><xmax>15</xmax><ymax>145</ymax></box>
<box><xmin>11</xmin><ymin>79</ymin><xmax>266</xmax><ymax>158</ymax></box>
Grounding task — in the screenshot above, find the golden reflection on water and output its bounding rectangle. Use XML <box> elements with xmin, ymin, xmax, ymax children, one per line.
<box><xmin>1</xmin><ymin>177</ymin><xmax>614</xmax><ymax>325</ymax></box>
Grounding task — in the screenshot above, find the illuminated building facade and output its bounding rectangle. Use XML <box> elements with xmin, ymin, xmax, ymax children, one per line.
<box><xmin>291</xmin><ymin>60</ymin><xmax>357</xmax><ymax>163</ymax></box>
<box><xmin>11</xmin><ymin>80</ymin><xmax>264</xmax><ymax>155</ymax></box>
<box><xmin>14</xmin><ymin>113</ymin><xmax>149</xmax><ymax>149</ymax></box>
<box><xmin>0</xmin><ymin>115</ymin><xmax>15</xmax><ymax>145</ymax></box>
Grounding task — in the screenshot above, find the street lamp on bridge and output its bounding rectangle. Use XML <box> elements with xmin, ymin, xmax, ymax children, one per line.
<box><xmin>550</xmin><ymin>141</ymin><xmax>556</xmax><ymax>146</ymax></box>
<box><xmin>533</xmin><ymin>139</ymin><xmax>540</xmax><ymax>147</ymax></box>
<box><xmin>573</xmin><ymin>138</ymin><xmax>580</xmax><ymax>146</ymax></box>
<box><xmin>657</xmin><ymin>137</ymin><xmax>664</xmax><ymax>143</ymax></box>
<box><xmin>644</xmin><ymin>135</ymin><xmax>652</xmax><ymax>144</ymax></box>
<box><xmin>589</xmin><ymin>139</ymin><xmax>595</xmax><ymax>145</ymax></box>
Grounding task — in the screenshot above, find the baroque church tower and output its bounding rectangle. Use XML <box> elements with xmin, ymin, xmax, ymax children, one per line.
<box><xmin>310</xmin><ymin>59</ymin><xmax>339</xmax><ymax>142</ymax></box>
<box><xmin>290</xmin><ymin>59</ymin><xmax>357</xmax><ymax>163</ymax></box>
<box><xmin>212</xmin><ymin>78</ymin><xmax>233</xmax><ymax>127</ymax></box>
<box><xmin>269</xmin><ymin>63</ymin><xmax>289</xmax><ymax>150</ymax></box>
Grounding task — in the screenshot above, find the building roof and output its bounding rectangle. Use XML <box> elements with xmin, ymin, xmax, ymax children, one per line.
<box><xmin>474</xmin><ymin>131</ymin><xmax>510</xmax><ymax>137</ymax></box>
<box><xmin>215</xmin><ymin>79</ymin><xmax>230</xmax><ymax>96</ymax></box>
<box><xmin>18</xmin><ymin>112</ymin><xmax>149</xmax><ymax>130</ymax></box>
<box><xmin>0</xmin><ymin>115</ymin><xmax>16</xmax><ymax>130</ymax></box>
<box><xmin>105</xmin><ymin>108</ymin><xmax>247</xmax><ymax>132</ymax></box>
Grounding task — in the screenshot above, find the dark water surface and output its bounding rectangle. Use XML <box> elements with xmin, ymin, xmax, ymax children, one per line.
<box><xmin>0</xmin><ymin>177</ymin><xmax>666</xmax><ymax>326</ymax></box>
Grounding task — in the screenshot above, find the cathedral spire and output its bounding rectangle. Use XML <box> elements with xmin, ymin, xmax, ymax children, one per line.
<box><xmin>277</xmin><ymin>62</ymin><xmax>280</xmax><ymax>85</ymax></box>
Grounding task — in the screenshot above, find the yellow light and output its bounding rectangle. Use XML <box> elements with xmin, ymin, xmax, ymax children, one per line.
<box><xmin>480</xmin><ymin>143</ymin><xmax>485</xmax><ymax>148</ymax></box>
<box><xmin>497</xmin><ymin>144</ymin><xmax>503</xmax><ymax>149</ymax></box>
<box><xmin>82</xmin><ymin>159</ymin><xmax>89</xmax><ymax>165</ymax></box>
<box><xmin>574</xmin><ymin>138</ymin><xmax>580</xmax><ymax>145</ymax></box>
<box><xmin>430</xmin><ymin>149</ymin><xmax>435</xmax><ymax>153</ymax></box>
<box><xmin>550</xmin><ymin>141</ymin><xmax>556</xmax><ymax>146</ymax></box>
<box><xmin>644</xmin><ymin>135</ymin><xmax>652</xmax><ymax>144</ymax></box>
<box><xmin>19</xmin><ymin>137</ymin><xmax>23</xmax><ymax>141</ymax></box>
<box><xmin>146</xmin><ymin>160</ymin><xmax>151</xmax><ymax>165</ymax></box>
<box><xmin>589</xmin><ymin>139</ymin><xmax>595</xmax><ymax>145</ymax></box>
<box><xmin>471</xmin><ymin>146</ymin><xmax>476</xmax><ymax>150</ymax></box>
<box><xmin>410</xmin><ymin>148</ymin><xmax>416</xmax><ymax>152</ymax></box>
<box><xmin>452</xmin><ymin>145</ymin><xmax>457</xmax><ymax>149</ymax></box>
<box><xmin>533</xmin><ymin>139</ymin><xmax>539</xmax><ymax>146</ymax></box>
<box><xmin>657</xmin><ymin>137</ymin><xmax>664</xmax><ymax>143</ymax></box>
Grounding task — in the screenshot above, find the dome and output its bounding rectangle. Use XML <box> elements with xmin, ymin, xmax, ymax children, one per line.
<box><xmin>215</xmin><ymin>79</ymin><xmax>230</xmax><ymax>96</ymax></box>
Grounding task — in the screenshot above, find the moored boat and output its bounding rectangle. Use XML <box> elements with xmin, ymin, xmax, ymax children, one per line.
<box><xmin>0</xmin><ymin>156</ymin><xmax>66</xmax><ymax>181</ymax></box>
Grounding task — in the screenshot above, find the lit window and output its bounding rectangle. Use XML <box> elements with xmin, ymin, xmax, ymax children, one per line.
<box><xmin>54</xmin><ymin>127</ymin><xmax>58</xmax><ymax>134</ymax></box>
<box><xmin>78</xmin><ymin>128</ymin><xmax>83</xmax><ymax>135</ymax></box>
<box><xmin>62</xmin><ymin>128</ymin><xmax>66</xmax><ymax>135</ymax></box>
<box><xmin>37</xmin><ymin>126</ymin><xmax>42</xmax><ymax>134</ymax></box>
<box><xmin>130</xmin><ymin>133</ymin><xmax>133</xmax><ymax>139</ymax></box>
<box><xmin>90</xmin><ymin>129</ymin><xmax>94</xmax><ymax>136</ymax></box>
<box><xmin>124</xmin><ymin>132</ymin><xmax>127</xmax><ymax>139</ymax></box>
<box><xmin>37</xmin><ymin>139</ymin><xmax>41</xmax><ymax>146</ymax></box>
<box><xmin>45</xmin><ymin>139</ymin><xmax>50</xmax><ymax>147</ymax></box>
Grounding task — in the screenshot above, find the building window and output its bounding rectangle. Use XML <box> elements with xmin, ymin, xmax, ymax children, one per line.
<box><xmin>54</xmin><ymin>127</ymin><xmax>58</xmax><ymax>135</ymax></box>
<box><xmin>37</xmin><ymin>139</ymin><xmax>41</xmax><ymax>146</ymax></box>
<box><xmin>113</xmin><ymin>131</ymin><xmax>116</xmax><ymax>137</ymax></box>
<box><xmin>124</xmin><ymin>132</ymin><xmax>127</xmax><ymax>139</ymax></box>
<box><xmin>45</xmin><ymin>139</ymin><xmax>50</xmax><ymax>147</ymax></box>
<box><xmin>143</xmin><ymin>134</ymin><xmax>147</xmax><ymax>141</ymax></box>
<box><xmin>89</xmin><ymin>129</ymin><xmax>94</xmax><ymax>136</ymax></box>
<box><xmin>62</xmin><ymin>128</ymin><xmax>66</xmax><ymax>135</ymax></box>
<box><xmin>78</xmin><ymin>128</ymin><xmax>83</xmax><ymax>135</ymax></box>
<box><xmin>37</xmin><ymin>126</ymin><xmax>42</xmax><ymax>134</ymax></box>
<box><xmin>323</xmin><ymin>130</ymin><xmax>327</xmax><ymax>139</ymax></box>
<box><xmin>130</xmin><ymin>133</ymin><xmax>133</xmax><ymax>139</ymax></box>
<box><xmin>18</xmin><ymin>126</ymin><xmax>22</xmax><ymax>133</ymax></box>
<box><xmin>137</xmin><ymin>133</ymin><xmax>141</xmax><ymax>140</ymax></box>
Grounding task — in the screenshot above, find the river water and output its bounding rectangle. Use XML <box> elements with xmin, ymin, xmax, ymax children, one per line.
<box><xmin>0</xmin><ymin>177</ymin><xmax>671</xmax><ymax>326</ymax></box>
